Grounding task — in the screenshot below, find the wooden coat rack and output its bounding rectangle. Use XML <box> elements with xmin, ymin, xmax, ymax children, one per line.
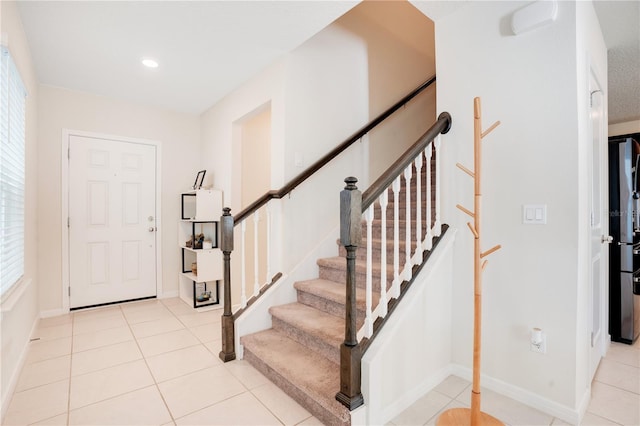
<box><xmin>437</xmin><ymin>97</ymin><xmax>503</xmax><ymax>426</ymax></box>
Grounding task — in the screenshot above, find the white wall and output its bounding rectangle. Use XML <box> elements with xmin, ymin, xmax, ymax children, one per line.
<box><xmin>200</xmin><ymin>1</ymin><xmax>435</xmax><ymax>298</ymax></box>
<box><xmin>37</xmin><ymin>86</ymin><xmax>201</xmax><ymax>313</ymax></box>
<box><xmin>575</xmin><ymin>0</ymin><xmax>608</xmax><ymax>408</ymax></box>
<box><xmin>358</xmin><ymin>230</ymin><xmax>456</xmax><ymax>425</ymax></box>
<box><xmin>433</xmin><ymin>0</ymin><xmax>606</xmax><ymax>420</ymax></box>
<box><xmin>0</xmin><ymin>0</ymin><xmax>40</xmax><ymax>417</ymax></box>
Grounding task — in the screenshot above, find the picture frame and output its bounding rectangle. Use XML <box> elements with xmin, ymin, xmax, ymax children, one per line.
<box><xmin>193</xmin><ymin>170</ymin><xmax>206</xmax><ymax>190</ymax></box>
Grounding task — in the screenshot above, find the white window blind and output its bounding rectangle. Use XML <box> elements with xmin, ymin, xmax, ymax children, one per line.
<box><xmin>0</xmin><ymin>46</ymin><xmax>27</xmax><ymax>296</ymax></box>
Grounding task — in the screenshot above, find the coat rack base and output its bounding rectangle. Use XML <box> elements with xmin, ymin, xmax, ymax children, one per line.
<box><xmin>436</xmin><ymin>408</ymin><xmax>504</xmax><ymax>426</ymax></box>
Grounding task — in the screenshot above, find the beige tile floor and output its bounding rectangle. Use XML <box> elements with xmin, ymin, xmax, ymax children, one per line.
<box><xmin>3</xmin><ymin>297</ymin><xmax>639</xmax><ymax>425</ymax></box>
<box><xmin>388</xmin><ymin>338</ymin><xmax>640</xmax><ymax>426</ymax></box>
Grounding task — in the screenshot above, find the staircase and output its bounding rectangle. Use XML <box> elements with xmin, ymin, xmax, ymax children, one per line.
<box><xmin>240</xmin><ymin>162</ymin><xmax>435</xmax><ymax>426</ymax></box>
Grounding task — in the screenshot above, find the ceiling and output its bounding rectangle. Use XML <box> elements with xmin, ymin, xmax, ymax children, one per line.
<box><xmin>15</xmin><ymin>1</ymin><xmax>640</xmax><ymax>123</ymax></box>
<box><xmin>16</xmin><ymin>1</ymin><xmax>358</xmax><ymax>114</ymax></box>
<box><xmin>592</xmin><ymin>0</ymin><xmax>640</xmax><ymax>124</ymax></box>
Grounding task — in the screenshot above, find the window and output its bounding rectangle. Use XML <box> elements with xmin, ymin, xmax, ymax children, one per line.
<box><xmin>0</xmin><ymin>46</ymin><xmax>27</xmax><ymax>296</ymax></box>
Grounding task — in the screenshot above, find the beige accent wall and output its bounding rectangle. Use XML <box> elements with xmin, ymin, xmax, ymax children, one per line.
<box><xmin>239</xmin><ymin>106</ymin><xmax>271</xmax><ymax>288</ymax></box>
<box><xmin>337</xmin><ymin>1</ymin><xmax>436</xmax><ymax>183</ymax></box>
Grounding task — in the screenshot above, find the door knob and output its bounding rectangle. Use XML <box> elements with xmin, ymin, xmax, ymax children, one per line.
<box><xmin>602</xmin><ymin>235</ymin><xmax>613</xmax><ymax>244</ymax></box>
<box><xmin>148</xmin><ymin>227</ymin><xmax>156</xmax><ymax>232</ymax></box>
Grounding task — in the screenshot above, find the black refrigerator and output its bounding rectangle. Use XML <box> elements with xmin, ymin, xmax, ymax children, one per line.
<box><xmin>608</xmin><ymin>136</ymin><xmax>640</xmax><ymax>344</ymax></box>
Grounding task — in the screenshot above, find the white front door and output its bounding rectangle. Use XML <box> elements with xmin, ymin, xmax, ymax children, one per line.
<box><xmin>589</xmin><ymin>71</ymin><xmax>606</xmax><ymax>379</ymax></box>
<box><xmin>69</xmin><ymin>135</ymin><xmax>157</xmax><ymax>308</ymax></box>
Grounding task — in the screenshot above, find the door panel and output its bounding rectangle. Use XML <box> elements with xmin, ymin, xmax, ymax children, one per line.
<box><xmin>589</xmin><ymin>71</ymin><xmax>606</xmax><ymax>379</ymax></box>
<box><xmin>69</xmin><ymin>135</ymin><xmax>157</xmax><ymax>308</ymax></box>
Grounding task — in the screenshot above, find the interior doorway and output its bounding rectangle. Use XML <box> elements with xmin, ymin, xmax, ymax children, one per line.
<box><xmin>589</xmin><ymin>68</ymin><xmax>607</xmax><ymax>379</ymax></box>
<box><xmin>240</xmin><ymin>106</ymin><xmax>272</xmax><ymax>207</ymax></box>
<box><xmin>232</xmin><ymin>103</ymin><xmax>272</xmax><ymax>298</ymax></box>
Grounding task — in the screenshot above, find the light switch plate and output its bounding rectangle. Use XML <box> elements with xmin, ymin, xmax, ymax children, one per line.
<box><xmin>523</xmin><ymin>204</ymin><xmax>547</xmax><ymax>224</ymax></box>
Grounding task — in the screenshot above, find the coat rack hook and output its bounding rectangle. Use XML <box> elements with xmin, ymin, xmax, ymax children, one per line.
<box><xmin>481</xmin><ymin>121</ymin><xmax>501</xmax><ymax>139</ymax></box>
<box><xmin>481</xmin><ymin>244</ymin><xmax>502</xmax><ymax>259</ymax></box>
<box><xmin>456</xmin><ymin>163</ymin><xmax>475</xmax><ymax>178</ymax></box>
<box><xmin>456</xmin><ymin>204</ymin><xmax>475</xmax><ymax>218</ymax></box>
<box><xmin>467</xmin><ymin>222</ymin><xmax>479</xmax><ymax>239</ymax></box>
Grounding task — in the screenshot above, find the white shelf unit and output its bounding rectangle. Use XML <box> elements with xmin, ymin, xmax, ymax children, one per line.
<box><xmin>181</xmin><ymin>189</ymin><xmax>223</xmax><ymax>221</ymax></box>
<box><xmin>178</xmin><ymin>189</ymin><xmax>224</xmax><ymax>309</ymax></box>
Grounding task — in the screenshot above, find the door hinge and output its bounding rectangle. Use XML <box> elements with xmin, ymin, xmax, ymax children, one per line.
<box><xmin>67</xmin><ymin>217</ymin><xmax>70</xmax><ymax>228</ymax></box>
<box><xmin>590</xmin><ymin>331</ymin><xmax>594</xmax><ymax>347</ymax></box>
<box><xmin>68</xmin><ymin>287</ymin><xmax>71</xmax><ymax>297</ymax></box>
<box><xmin>590</xmin><ymin>90</ymin><xmax>602</xmax><ymax>108</ymax></box>
<box><xmin>68</xmin><ymin>147</ymin><xmax>70</xmax><ymax>159</ymax></box>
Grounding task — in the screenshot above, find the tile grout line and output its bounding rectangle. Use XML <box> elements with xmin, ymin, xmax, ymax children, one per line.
<box><xmin>584</xmin><ymin>410</ymin><xmax>625</xmax><ymax>426</ymax></box>
<box><xmin>143</xmin><ymin>300</ymin><xmax>234</xmax><ymax>425</ymax></box>
<box><xmin>246</xmin><ymin>382</ymin><xmax>288</xmax><ymax>426</ymax></box>
<box><xmin>593</xmin><ymin>377</ymin><xmax>640</xmax><ymax>396</ymax></box>
<box><xmin>421</xmin><ymin>394</ymin><xmax>457</xmax><ymax>426</ymax></box>
<box><xmin>125</xmin><ymin>300</ymin><xmax>178</xmax><ymax>425</ymax></box>
<box><xmin>66</xmin><ymin>311</ymin><xmax>75</xmax><ymax>426</ymax></box>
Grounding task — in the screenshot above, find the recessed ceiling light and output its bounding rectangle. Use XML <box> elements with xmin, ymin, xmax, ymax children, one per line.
<box><xmin>141</xmin><ymin>58</ymin><xmax>159</xmax><ymax>69</ymax></box>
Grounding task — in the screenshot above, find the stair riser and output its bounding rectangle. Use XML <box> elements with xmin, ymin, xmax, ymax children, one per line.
<box><xmin>318</xmin><ymin>264</ymin><xmax>394</xmax><ymax>292</ymax></box>
<box><xmin>296</xmin><ymin>289</ymin><xmax>367</xmax><ymax>327</ymax></box>
<box><xmin>272</xmin><ymin>316</ymin><xmax>340</xmax><ymax>364</ymax></box>
<box><xmin>372</xmin><ymin>205</ymin><xmax>437</xmax><ymax>224</ymax></box>
<box><xmin>386</xmin><ymin>183</ymin><xmax>436</xmax><ymax>200</ymax></box>
<box><xmin>369</xmin><ymin>221</ymin><xmax>435</xmax><ymax>240</ymax></box>
<box><xmin>338</xmin><ymin>242</ymin><xmax>411</xmax><ymax>264</ymax></box>
<box><xmin>374</xmin><ymin>193</ymin><xmax>436</xmax><ymax>216</ymax></box>
<box><xmin>242</xmin><ymin>347</ymin><xmax>348</xmax><ymax>426</ymax></box>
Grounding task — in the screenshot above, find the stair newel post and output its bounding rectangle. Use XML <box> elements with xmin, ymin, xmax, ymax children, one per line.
<box><xmin>336</xmin><ymin>177</ymin><xmax>365</xmax><ymax>410</ymax></box>
<box><xmin>219</xmin><ymin>207</ymin><xmax>236</xmax><ymax>362</ymax></box>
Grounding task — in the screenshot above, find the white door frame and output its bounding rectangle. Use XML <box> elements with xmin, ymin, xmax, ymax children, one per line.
<box><xmin>587</xmin><ymin>57</ymin><xmax>609</xmax><ymax>379</ymax></box>
<box><xmin>61</xmin><ymin>129</ymin><xmax>163</xmax><ymax>312</ymax></box>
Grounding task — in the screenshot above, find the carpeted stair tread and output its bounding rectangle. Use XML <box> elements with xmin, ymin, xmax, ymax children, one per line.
<box><xmin>318</xmin><ymin>256</ymin><xmax>393</xmax><ymax>276</ymax></box>
<box><xmin>269</xmin><ymin>303</ymin><xmax>344</xmax><ymax>361</ymax></box>
<box><xmin>241</xmin><ymin>329</ymin><xmax>350</xmax><ymax>426</ymax></box>
<box><xmin>294</xmin><ymin>278</ymin><xmax>376</xmax><ymax>311</ymax></box>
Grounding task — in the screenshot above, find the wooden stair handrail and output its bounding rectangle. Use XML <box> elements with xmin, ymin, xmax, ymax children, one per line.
<box><xmin>218</xmin><ymin>75</ymin><xmax>438</xmax><ymax>364</ymax></box>
<box><xmin>233</xmin><ymin>75</ymin><xmax>437</xmax><ymax>224</ymax></box>
<box><xmin>361</xmin><ymin>111</ymin><xmax>451</xmax><ymax>211</ymax></box>
<box><xmin>336</xmin><ymin>111</ymin><xmax>452</xmax><ymax>410</ymax></box>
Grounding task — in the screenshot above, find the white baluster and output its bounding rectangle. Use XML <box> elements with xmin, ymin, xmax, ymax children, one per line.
<box><xmin>414</xmin><ymin>154</ymin><xmax>423</xmax><ymax>265</ymax></box>
<box><xmin>403</xmin><ymin>165</ymin><xmax>412</xmax><ymax>280</ymax></box>
<box><xmin>240</xmin><ymin>220</ymin><xmax>247</xmax><ymax>308</ymax></box>
<box><xmin>391</xmin><ymin>177</ymin><xmax>401</xmax><ymax>298</ymax></box>
<box><xmin>265</xmin><ymin>202</ymin><xmax>272</xmax><ymax>286</ymax></box>
<box><xmin>364</xmin><ymin>205</ymin><xmax>374</xmax><ymax>338</ymax></box>
<box><xmin>434</xmin><ymin>135</ymin><xmax>442</xmax><ymax>236</ymax></box>
<box><xmin>425</xmin><ymin>143</ymin><xmax>433</xmax><ymax>251</ymax></box>
<box><xmin>379</xmin><ymin>190</ymin><xmax>388</xmax><ymax>318</ymax></box>
<box><xmin>253</xmin><ymin>210</ymin><xmax>260</xmax><ymax>297</ymax></box>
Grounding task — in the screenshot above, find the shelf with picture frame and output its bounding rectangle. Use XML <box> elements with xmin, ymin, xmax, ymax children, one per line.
<box><xmin>178</xmin><ymin>184</ymin><xmax>224</xmax><ymax>310</ymax></box>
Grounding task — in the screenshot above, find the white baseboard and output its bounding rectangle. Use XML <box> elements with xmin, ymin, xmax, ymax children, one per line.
<box><xmin>378</xmin><ymin>365</ymin><xmax>453</xmax><ymax>424</ymax></box>
<box><xmin>1</xmin><ymin>315</ymin><xmax>40</xmax><ymax>422</ymax></box>
<box><xmin>450</xmin><ymin>364</ymin><xmax>582</xmax><ymax>424</ymax></box>
<box><xmin>40</xmin><ymin>308</ymin><xmax>67</xmax><ymax>318</ymax></box>
<box><xmin>158</xmin><ymin>290</ymin><xmax>179</xmax><ymax>299</ymax></box>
